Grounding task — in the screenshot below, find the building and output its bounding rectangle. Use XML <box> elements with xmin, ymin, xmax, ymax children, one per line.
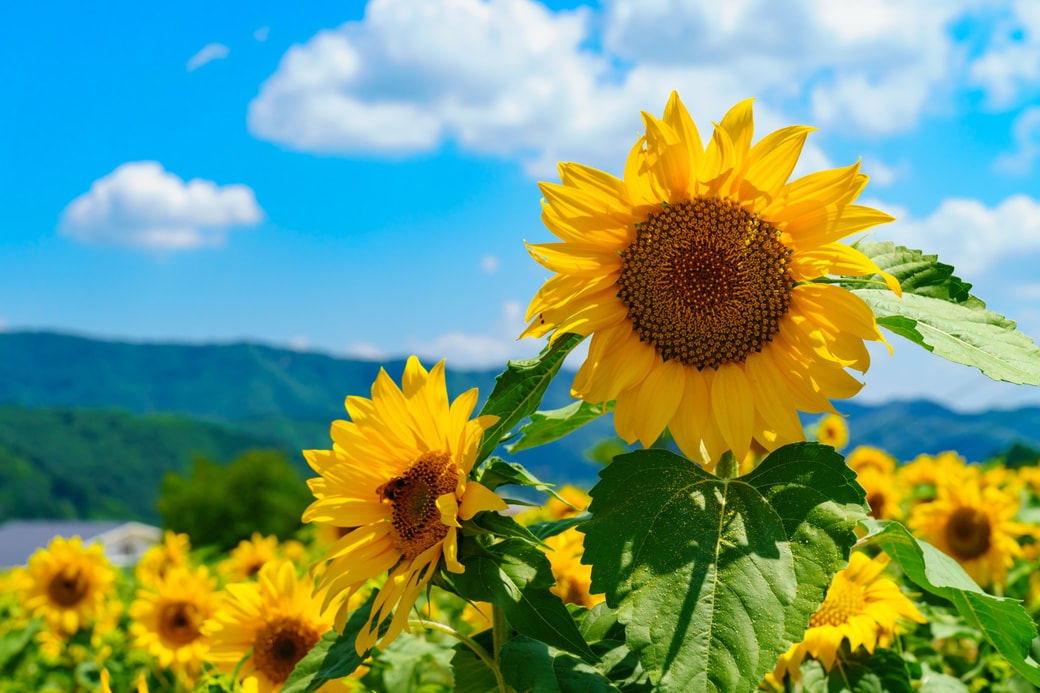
<box><xmin>0</xmin><ymin>520</ymin><xmax>162</xmax><ymax>570</ymax></box>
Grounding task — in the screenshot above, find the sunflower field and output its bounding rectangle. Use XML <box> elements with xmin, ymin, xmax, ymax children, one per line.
<box><xmin>4</xmin><ymin>93</ymin><xmax>1040</xmax><ymax>693</ymax></box>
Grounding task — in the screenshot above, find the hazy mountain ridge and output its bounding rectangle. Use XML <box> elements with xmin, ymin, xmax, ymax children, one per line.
<box><xmin>0</xmin><ymin>331</ymin><xmax>1038</xmax><ymax>523</ymax></box>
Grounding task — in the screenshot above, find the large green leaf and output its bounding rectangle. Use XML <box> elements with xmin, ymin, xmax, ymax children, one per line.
<box><xmin>860</xmin><ymin>520</ymin><xmax>1040</xmax><ymax>686</ymax></box>
<box><xmin>507</xmin><ymin>400</ymin><xmax>613</xmax><ymax>453</ymax></box>
<box><xmin>360</xmin><ymin>631</ymin><xmax>455</xmax><ymax>693</ymax></box>
<box><xmin>449</xmin><ymin>631</ymin><xmax>499</xmax><ymax>693</ymax></box>
<box><xmin>475</xmin><ymin>333</ymin><xmax>584</xmax><ymax>464</ymax></box>
<box><xmin>582</xmin><ymin>443</ymin><xmax>866</xmax><ymax>692</ymax></box>
<box><xmin>450</xmin><ymin>537</ymin><xmax>597</xmax><ymax>661</ymax></box>
<box><xmin>843</xmin><ymin>241</ymin><xmax>1040</xmax><ymax>385</ymax></box>
<box><xmin>500</xmin><ymin>636</ymin><xmax>621</xmax><ymax>693</ymax></box>
<box><xmin>799</xmin><ymin>648</ymin><xmax>913</xmax><ymax>693</ymax></box>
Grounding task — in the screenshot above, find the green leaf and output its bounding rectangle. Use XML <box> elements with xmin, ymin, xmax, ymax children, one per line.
<box><xmin>582</xmin><ymin>443</ymin><xmax>866</xmax><ymax>692</ymax></box>
<box><xmin>798</xmin><ymin>648</ymin><xmax>912</xmax><ymax>693</ymax></box>
<box><xmin>843</xmin><ymin>241</ymin><xmax>1040</xmax><ymax>385</ymax></box>
<box><xmin>507</xmin><ymin>400</ymin><xmax>613</xmax><ymax>453</ymax></box>
<box><xmin>450</xmin><ymin>631</ymin><xmax>499</xmax><ymax>693</ymax></box>
<box><xmin>475</xmin><ymin>333</ymin><xmax>584</xmax><ymax>464</ymax></box>
<box><xmin>360</xmin><ymin>631</ymin><xmax>455</xmax><ymax>693</ymax></box>
<box><xmin>528</xmin><ymin>514</ymin><xmax>589</xmax><ymax>541</ymax></box>
<box><xmin>282</xmin><ymin>594</ymin><xmax>379</xmax><ymax>693</ymax></box>
<box><xmin>477</xmin><ymin>457</ymin><xmax>557</xmax><ymax>493</ymax></box>
<box><xmin>860</xmin><ymin>519</ymin><xmax>1040</xmax><ymax>686</ymax></box>
<box><xmin>500</xmin><ymin>636</ymin><xmax>621</xmax><ymax>693</ymax></box>
<box><xmin>451</xmin><ymin>537</ymin><xmax>597</xmax><ymax>662</ymax></box>
<box><xmin>467</xmin><ymin>510</ymin><xmax>544</xmax><ymax>546</ymax></box>
<box><xmin>0</xmin><ymin>617</ymin><xmax>40</xmax><ymax>668</ymax></box>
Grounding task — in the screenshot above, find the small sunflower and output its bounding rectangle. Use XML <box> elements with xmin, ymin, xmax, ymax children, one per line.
<box><xmin>219</xmin><ymin>533</ymin><xmax>280</xmax><ymax>582</ymax></box>
<box><xmin>908</xmin><ymin>477</ymin><xmax>1026</xmax><ymax>587</ymax></box>
<box><xmin>517</xmin><ymin>484</ymin><xmax>591</xmax><ymax>525</ymax></box>
<box><xmin>303</xmin><ymin>356</ymin><xmax>505</xmax><ymax>654</ymax></box>
<box><xmin>813</xmin><ymin>414</ymin><xmax>849</xmax><ymax>451</ymax></box>
<box><xmin>20</xmin><ymin>535</ymin><xmax>116</xmax><ymax>635</ymax></box>
<box><xmin>773</xmin><ymin>551</ymin><xmax>924</xmax><ymax>681</ymax></box>
<box><xmin>858</xmin><ymin>466</ymin><xmax>904</xmax><ymax>521</ymax></box>
<box><xmin>544</xmin><ymin>527</ymin><xmax>604</xmax><ymax>609</ymax></box>
<box><xmin>846</xmin><ymin>445</ymin><xmax>897</xmax><ymax>476</ymax></box>
<box><xmin>205</xmin><ymin>560</ymin><xmax>347</xmax><ymax>693</ymax></box>
<box><xmin>129</xmin><ymin>564</ymin><xmax>218</xmax><ymax>678</ymax></box>
<box><xmin>136</xmin><ymin>530</ymin><xmax>192</xmax><ymax>587</ymax></box>
<box><xmin>522</xmin><ymin>92</ymin><xmax>899</xmax><ymax>464</ymax></box>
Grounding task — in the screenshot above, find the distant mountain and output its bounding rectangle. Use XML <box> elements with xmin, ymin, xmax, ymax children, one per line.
<box><xmin>0</xmin><ymin>330</ymin><xmax>1038</xmax><ymax>523</ymax></box>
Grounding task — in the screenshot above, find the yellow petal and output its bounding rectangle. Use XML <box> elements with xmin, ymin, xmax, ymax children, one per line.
<box><xmin>459</xmin><ymin>481</ymin><xmax>507</xmax><ymax>520</ymax></box>
<box><xmin>710</xmin><ymin>363</ymin><xmax>754</xmax><ymax>460</ymax></box>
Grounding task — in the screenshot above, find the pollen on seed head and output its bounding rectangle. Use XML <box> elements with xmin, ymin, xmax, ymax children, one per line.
<box><xmin>383</xmin><ymin>451</ymin><xmax>458</xmax><ymax>562</ymax></box>
<box><xmin>615</xmin><ymin>196</ymin><xmax>793</xmax><ymax>369</ymax></box>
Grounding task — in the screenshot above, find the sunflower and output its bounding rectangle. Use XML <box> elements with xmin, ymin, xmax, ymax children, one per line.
<box><xmin>522</xmin><ymin>92</ymin><xmax>899</xmax><ymax>464</ymax></box>
<box><xmin>857</xmin><ymin>466</ymin><xmax>904</xmax><ymax>521</ymax></box>
<box><xmin>516</xmin><ymin>484</ymin><xmax>590</xmax><ymax>525</ymax></box>
<box><xmin>205</xmin><ymin>559</ymin><xmax>348</xmax><ymax>693</ymax></box>
<box><xmin>846</xmin><ymin>445</ymin><xmax>897</xmax><ymax>476</ymax></box>
<box><xmin>129</xmin><ymin>564</ymin><xmax>218</xmax><ymax>678</ymax></box>
<box><xmin>136</xmin><ymin>530</ymin><xmax>192</xmax><ymax>587</ymax></box>
<box><xmin>219</xmin><ymin>533</ymin><xmax>280</xmax><ymax>582</ymax></box>
<box><xmin>772</xmin><ymin>551</ymin><xmax>924</xmax><ymax>681</ymax></box>
<box><xmin>303</xmin><ymin>356</ymin><xmax>505</xmax><ymax>654</ymax></box>
<box><xmin>908</xmin><ymin>476</ymin><xmax>1026</xmax><ymax>587</ymax></box>
<box><xmin>20</xmin><ymin>535</ymin><xmax>116</xmax><ymax>635</ymax></box>
<box><xmin>813</xmin><ymin>414</ymin><xmax>849</xmax><ymax>451</ymax></box>
<box><xmin>544</xmin><ymin>527</ymin><xmax>604</xmax><ymax>609</ymax></box>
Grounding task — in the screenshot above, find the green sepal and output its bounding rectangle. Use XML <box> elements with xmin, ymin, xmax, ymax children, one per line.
<box><xmin>582</xmin><ymin>443</ymin><xmax>866</xmax><ymax>692</ymax></box>
<box><xmin>475</xmin><ymin>333</ymin><xmax>584</xmax><ymax>464</ymax></box>
<box><xmin>860</xmin><ymin>519</ymin><xmax>1040</xmax><ymax>686</ymax></box>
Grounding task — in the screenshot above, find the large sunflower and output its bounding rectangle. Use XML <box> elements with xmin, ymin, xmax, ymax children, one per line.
<box><xmin>772</xmin><ymin>551</ymin><xmax>924</xmax><ymax>681</ymax></box>
<box><xmin>303</xmin><ymin>356</ymin><xmax>505</xmax><ymax>654</ymax></box>
<box><xmin>908</xmin><ymin>475</ymin><xmax>1026</xmax><ymax>587</ymax></box>
<box><xmin>129</xmin><ymin>564</ymin><xmax>218</xmax><ymax>678</ymax></box>
<box><xmin>19</xmin><ymin>535</ymin><xmax>116</xmax><ymax>635</ymax></box>
<box><xmin>522</xmin><ymin>92</ymin><xmax>899</xmax><ymax>464</ymax></box>
<box><xmin>205</xmin><ymin>560</ymin><xmax>348</xmax><ymax>693</ymax></box>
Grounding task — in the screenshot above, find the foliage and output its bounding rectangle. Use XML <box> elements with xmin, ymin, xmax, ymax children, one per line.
<box><xmin>156</xmin><ymin>449</ymin><xmax>313</xmax><ymax>550</ymax></box>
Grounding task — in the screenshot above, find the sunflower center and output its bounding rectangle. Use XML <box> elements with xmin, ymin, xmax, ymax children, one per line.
<box><xmin>866</xmin><ymin>492</ymin><xmax>886</xmax><ymax>519</ymax></box>
<box><xmin>158</xmin><ymin>601</ymin><xmax>202</xmax><ymax>647</ymax></box>
<box><xmin>944</xmin><ymin>507</ymin><xmax>992</xmax><ymax>560</ymax></box>
<box><xmin>381</xmin><ymin>451</ymin><xmax>459</xmax><ymax>562</ymax></box>
<box><xmin>809</xmin><ymin>574</ymin><xmax>865</xmax><ymax>628</ymax></box>
<box><xmin>253</xmin><ymin>616</ymin><xmax>322</xmax><ymax>684</ymax></box>
<box><xmin>616</xmin><ymin>197</ymin><xmax>792</xmax><ymax>369</ymax></box>
<box><xmin>47</xmin><ymin>567</ymin><xmax>88</xmax><ymax>608</ymax></box>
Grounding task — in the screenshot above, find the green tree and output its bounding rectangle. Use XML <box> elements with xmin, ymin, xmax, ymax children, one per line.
<box><xmin>156</xmin><ymin>449</ymin><xmax>313</xmax><ymax>550</ymax></box>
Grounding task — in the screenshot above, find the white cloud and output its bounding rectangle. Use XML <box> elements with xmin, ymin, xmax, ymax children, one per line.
<box><xmin>409</xmin><ymin>299</ymin><xmax>542</xmax><ymax>368</ymax></box>
<box><xmin>254</xmin><ymin>26</ymin><xmax>270</xmax><ymax>42</ymax></box>
<box><xmin>994</xmin><ymin>106</ymin><xmax>1040</xmax><ymax>174</ymax></box>
<box><xmin>343</xmin><ymin>341</ymin><xmax>386</xmax><ymax>360</ymax></box>
<box><xmin>480</xmin><ymin>255</ymin><xmax>500</xmax><ymax>274</ymax></box>
<box><xmin>878</xmin><ymin>194</ymin><xmax>1040</xmax><ymax>276</ymax></box>
<box><xmin>59</xmin><ymin>161</ymin><xmax>263</xmax><ymax>251</ymax></box>
<box><xmin>187</xmin><ymin>43</ymin><xmax>230</xmax><ymax>72</ymax></box>
<box><xmin>967</xmin><ymin>0</ymin><xmax>1040</xmax><ymax>109</ymax></box>
<box><xmin>860</xmin><ymin>155</ymin><xmax>903</xmax><ymax>187</ymax></box>
<box><xmin>288</xmin><ymin>336</ymin><xmax>310</xmax><ymax>351</ymax></box>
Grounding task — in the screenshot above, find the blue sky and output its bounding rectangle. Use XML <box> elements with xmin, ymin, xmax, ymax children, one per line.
<box><xmin>3</xmin><ymin>0</ymin><xmax>1040</xmax><ymax>411</ymax></box>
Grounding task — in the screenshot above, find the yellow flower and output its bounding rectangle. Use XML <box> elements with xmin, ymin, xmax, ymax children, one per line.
<box><xmin>136</xmin><ymin>530</ymin><xmax>192</xmax><ymax>587</ymax></box>
<box><xmin>303</xmin><ymin>356</ymin><xmax>505</xmax><ymax>654</ymax></box>
<box><xmin>908</xmin><ymin>476</ymin><xmax>1025</xmax><ymax>587</ymax></box>
<box><xmin>20</xmin><ymin>535</ymin><xmax>116</xmax><ymax>635</ymax></box>
<box><xmin>544</xmin><ymin>527</ymin><xmax>604</xmax><ymax>609</ymax></box>
<box><xmin>459</xmin><ymin>600</ymin><xmax>494</xmax><ymax>632</ymax></box>
<box><xmin>219</xmin><ymin>533</ymin><xmax>280</xmax><ymax>582</ymax></box>
<box><xmin>205</xmin><ymin>560</ymin><xmax>346</xmax><ymax>693</ymax></box>
<box><xmin>847</xmin><ymin>445</ymin><xmax>897</xmax><ymax>476</ymax></box>
<box><xmin>516</xmin><ymin>484</ymin><xmax>591</xmax><ymax>525</ymax></box>
<box><xmin>101</xmin><ymin>669</ymin><xmax>150</xmax><ymax>693</ymax></box>
<box><xmin>814</xmin><ymin>414</ymin><xmax>849</xmax><ymax>451</ymax></box>
<box><xmin>858</xmin><ymin>467</ymin><xmax>904</xmax><ymax>521</ymax></box>
<box><xmin>129</xmin><ymin>565</ymin><xmax>218</xmax><ymax>678</ymax></box>
<box><xmin>522</xmin><ymin>92</ymin><xmax>899</xmax><ymax>464</ymax></box>
<box><xmin>773</xmin><ymin>551</ymin><xmax>924</xmax><ymax>681</ymax></box>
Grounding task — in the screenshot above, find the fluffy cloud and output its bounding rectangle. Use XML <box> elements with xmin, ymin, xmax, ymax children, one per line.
<box><xmin>248</xmin><ymin>0</ymin><xmax>1035</xmax><ymax>176</ymax></box>
<box><xmin>59</xmin><ymin>162</ymin><xmax>263</xmax><ymax>251</ymax></box>
<box><xmin>409</xmin><ymin>300</ymin><xmax>542</xmax><ymax>367</ymax></box>
<box><xmin>879</xmin><ymin>194</ymin><xmax>1040</xmax><ymax>276</ymax></box>
<box><xmin>187</xmin><ymin>43</ymin><xmax>230</xmax><ymax>72</ymax></box>
<box><xmin>967</xmin><ymin>0</ymin><xmax>1040</xmax><ymax>109</ymax></box>
<box><xmin>994</xmin><ymin>106</ymin><xmax>1040</xmax><ymax>174</ymax></box>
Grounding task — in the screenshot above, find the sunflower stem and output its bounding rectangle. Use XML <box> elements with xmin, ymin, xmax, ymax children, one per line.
<box><xmin>716</xmin><ymin>450</ymin><xmax>739</xmax><ymax>479</ymax></box>
<box><xmin>408</xmin><ymin>618</ymin><xmax>509</xmax><ymax>693</ymax></box>
<box><xmin>492</xmin><ymin>602</ymin><xmax>509</xmax><ymax>674</ymax></box>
